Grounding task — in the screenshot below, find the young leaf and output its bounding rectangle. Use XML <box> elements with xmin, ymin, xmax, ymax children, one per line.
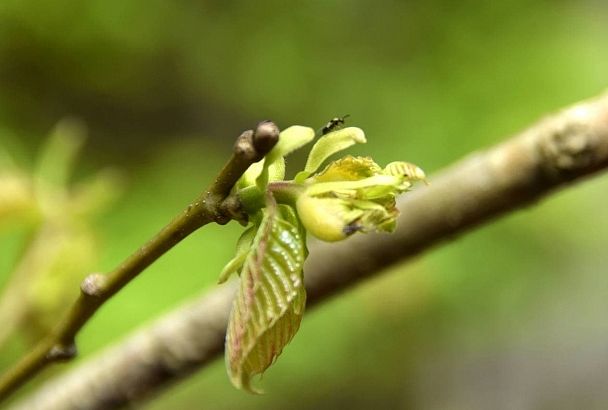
<box><xmin>383</xmin><ymin>161</ymin><xmax>427</xmax><ymax>184</ymax></box>
<box><xmin>237</xmin><ymin>161</ymin><xmax>265</xmax><ymax>190</ymax></box>
<box><xmin>312</xmin><ymin>155</ymin><xmax>382</xmax><ymax>183</ymax></box>
<box><xmin>225</xmin><ymin>195</ymin><xmax>307</xmax><ymax>393</ymax></box>
<box><xmin>266</xmin><ymin>126</ymin><xmax>316</xmax><ymax>165</ymax></box>
<box><xmin>305</xmin><ymin>174</ymin><xmax>404</xmax><ymax>198</ymax></box>
<box><xmin>218</xmin><ymin>225</ymin><xmax>258</xmax><ymax>284</ymax></box>
<box><xmin>296</xmin><ymin>127</ymin><xmax>366</xmax><ymax>182</ymax></box>
<box><xmin>256</xmin><ymin>126</ymin><xmax>315</xmax><ymax>188</ymax></box>
<box><xmin>237</xmin><ymin>158</ymin><xmax>286</xmax><ymax>190</ymax></box>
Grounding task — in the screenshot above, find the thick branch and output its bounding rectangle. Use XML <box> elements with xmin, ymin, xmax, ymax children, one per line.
<box><xmin>0</xmin><ymin>121</ymin><xmax>279</xmax><ymax>403</ymax></box>
<box><xmin>12</xmin><ymin>92</ymin><xmax>608</xmax><ymax>410</ymax></box>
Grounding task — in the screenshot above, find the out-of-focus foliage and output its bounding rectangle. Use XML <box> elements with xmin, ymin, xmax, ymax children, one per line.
<box><xmin>0</xmin><ymin>121</ymin><xmax>121</xmax><ymax>349</ymax></box>
<box><xmin>1</xmin><ymin>0</ymin><xmax>608</xmax><ymax>409</ymax></box>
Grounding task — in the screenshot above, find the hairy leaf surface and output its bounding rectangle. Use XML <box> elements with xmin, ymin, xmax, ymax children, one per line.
<box><xmin>225</xmin><ymin>196</ymin><xmax>307</xmax><ymax>393</ymax></box>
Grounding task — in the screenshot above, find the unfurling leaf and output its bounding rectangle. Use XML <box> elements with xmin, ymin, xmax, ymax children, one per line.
<box><xmin>236</xmin><ymin>158</ymin><xmax>286</xmax><ymax>191</ymax></box>
<box><xmin>265</xmin><ymin>126</ymin><xmax>316</xmax><ymax>166</ymax></box>
<box><xmin>225</xmin><ymin>195</ymin><xmax>307</xmax><ymax>393</ymax></box>
<box><xmin>295</xmin><ymin>127</ymin><xmax>367</xmax><ymax>182</ymax></box>
<box><xmin>295</xmin><ymin>155</ymin><xmax>425</xmax><ymax>242</ymax></box>
<box><xmin>312</xmin><ymin>155</ymin><xmax>382</xmax><ymax>182</ymax></box>
<box><xmin>256</xmin><ymin>126</ymin><xmax>315</xmax><ymax>188</ymax></box>
<box><xmin>383</xmin><ymin>161</ymin><xmax>427</xmax><ymax>184</ymax></box>
<box><xmin>218</xmin><ymin>225</ymin><xmax>257</xmax><ymax>284</ymax></box>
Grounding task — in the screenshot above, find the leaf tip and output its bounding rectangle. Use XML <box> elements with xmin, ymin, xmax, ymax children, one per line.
<box><xmin>344</xmin><ymin>127</ymin><xmax>367</xmax><ymax>144</ymax></box>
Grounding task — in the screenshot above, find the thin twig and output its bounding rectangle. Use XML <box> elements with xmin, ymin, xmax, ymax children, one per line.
<box><xmin>0</xmin><ymin>121</ymin><xmax>280</xmax><ymax>404</ymax></box>
<box><xmin>11</xmin><ymin>91</ymin><xmax>608</xmax><ymax>410</ymax></box>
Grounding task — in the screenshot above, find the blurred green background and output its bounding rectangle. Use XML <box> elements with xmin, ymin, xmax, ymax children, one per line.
<box><xmin>1</xmin><ymin>0</ymin><xmax>608</xmax><ymax>409</ymax></box>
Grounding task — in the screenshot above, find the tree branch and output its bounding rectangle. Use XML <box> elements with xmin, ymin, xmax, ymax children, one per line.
<box><xmin>0</xmin><ymin>121</ymin><xmax>280</xmax><ymax>404</ymax></box>
<box><xmin>11</xmin><ymin>91</ymin><xmax>608</xmax><ymax>410</ymax></box>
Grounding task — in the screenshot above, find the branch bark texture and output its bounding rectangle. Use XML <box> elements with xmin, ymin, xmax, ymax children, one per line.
<box><xmin>12</xmin><ymin>92</ymin><xmax>608</xmax><ymax>410</ymax></box>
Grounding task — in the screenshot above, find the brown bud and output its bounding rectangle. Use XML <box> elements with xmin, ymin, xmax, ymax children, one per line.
<box><xmin>253</xmin><ymin>120</ymin><xmax>279</xmax><ymax>156</ymax></box>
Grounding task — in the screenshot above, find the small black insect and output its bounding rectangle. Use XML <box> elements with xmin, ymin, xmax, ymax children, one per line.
<box><xmin>321</xmin><ymin>114</ymin><xmax>350</xmax><ymax>135</ymax></box>
<box><xmin>343</xmin><ymin>221</ymin><xmax>362</xmax><ymax>237</ymax></box>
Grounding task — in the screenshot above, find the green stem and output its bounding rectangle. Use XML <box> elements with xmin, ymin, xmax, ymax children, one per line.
<box><xmin>0</xmin><ymin>122</ymin><xmax>279</xmax><ymax>404</ymax></box>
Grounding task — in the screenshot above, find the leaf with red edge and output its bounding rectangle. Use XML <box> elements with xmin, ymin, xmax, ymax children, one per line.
<box><xmin>225</xmin><ymin>195</ymin><xmax>307</xmax><ymax>393</ymax></box>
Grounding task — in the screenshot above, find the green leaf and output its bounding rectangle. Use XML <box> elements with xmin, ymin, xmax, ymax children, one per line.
<box><xmin>312</xmin><ymin>155</ymin><xmax>382</xmax><ymax>183</ymax></box>
<box><xmin>36</xmin><ymin>119</ymin><xmax>86</xmax><ymax>189</ymax></box>
<box><xmin>295</xmin><ymin>193</ymin><xmax>400</xmax><ymax>242</ymax></box>
<box><xmin>383</xmin><ymin>161</ymin><xmax>427</xmax><ymax>183</ymax></box>
<box><xmin>256</xmin><ymin>126</ymin><xmax>315</xmax><ymax>188</ymax></box>
<box><xmin>296</xmin><ymin>127</ymin><xmax>366</xmax><ymax>182</ymax></box>
<box><xmin>237</xmin><ymin>158</ymin><xmax>286</xmax><ymax>190</ymax></box>
<box><xmin>218</xmin><ymin>225</ymin><xmax>258</xmax><ymax>284</ymax></box>
<box><xmin>295</xmin><ymin>194</ymin><xmax>364</xmax><ymax>242</ymax></box>
<box><xmin>225</xmin><ymin>195</ymin><xmax>307</xmax><ymax>393</ymax></box>
<box><xmin>237</xmin><ymin>161</ymin><xmax>264</xmax><ymax>190</ymax></box>
<box><xmin>266</xmin><ymin>126</ymin><xmax>316</xmax><ymax>164</ymax></box>
<box><xmin>305</xmin><ymin>174</ymin><xmax>404</xmax><ymax>198</ymax></box>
